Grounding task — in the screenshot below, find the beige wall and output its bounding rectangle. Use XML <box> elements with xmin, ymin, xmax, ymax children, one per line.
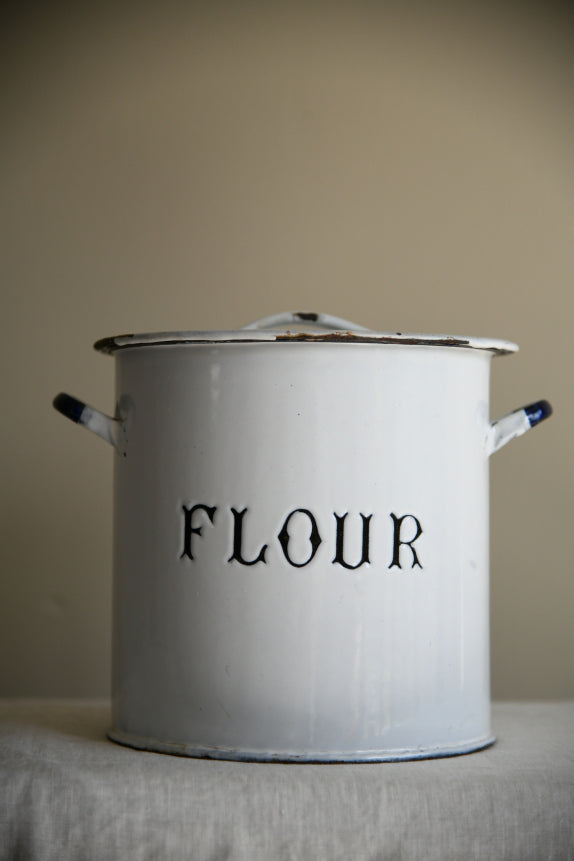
<box><xmin>1</xmin><ymin>0</ymin><xmax>572</xmax><ymax>698</ymax></box>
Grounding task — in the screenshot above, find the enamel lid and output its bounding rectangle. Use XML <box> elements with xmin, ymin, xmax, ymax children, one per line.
<box><xmin>94</xmin><ymin>311</ymin><xmax>519</xmax><ymax>355</ymax></box>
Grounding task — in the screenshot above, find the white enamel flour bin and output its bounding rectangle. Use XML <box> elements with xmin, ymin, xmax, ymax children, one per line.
<box><xmin>54</xmin><ymin>312</ymin><xmax>552</xmax><ymax>761</ymax></box>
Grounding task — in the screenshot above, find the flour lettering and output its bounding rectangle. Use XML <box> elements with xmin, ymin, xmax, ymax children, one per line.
<box><xmin>180</xmin><ymin>505</ymin><xmax>423</xmax><ymax>570</ymax></box>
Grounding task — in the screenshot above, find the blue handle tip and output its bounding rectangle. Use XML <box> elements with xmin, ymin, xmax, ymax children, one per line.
<box><xmin>524</xmin><ymin>400</ymin><xmax>553</xmax><ymax>428</ymax></box>
<box><xmin>53</xmin><ymin>393</ymin><xmax>86</xmax><ymax>424</ymax></box>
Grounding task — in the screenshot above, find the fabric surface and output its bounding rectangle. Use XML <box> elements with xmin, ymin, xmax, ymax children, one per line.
<box><xmin>1</xmin><ymin>700</ymin><xmax>573</xmax><ymax>861</ymax></box>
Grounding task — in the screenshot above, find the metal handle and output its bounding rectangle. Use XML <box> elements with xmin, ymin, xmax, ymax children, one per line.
<box><xmin>486</xmin><ymin>400</ymin><xmax>553</xmax><ymax>456</ymax></box>
<box><xmin>242</xmin><ymin>312</ymin><xmax>371</xmax><ymax>332</ymax></box>
<box><xmin>53</xmin><ymin>393</ymin><xmax>125</xmax><ymax>453</ymax></box>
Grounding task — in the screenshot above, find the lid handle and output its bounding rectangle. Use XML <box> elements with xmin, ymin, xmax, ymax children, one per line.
<box><xmin>242</xmin><ymin>312</ymin><xmax>371</xmax><ymax>332</ymax></box>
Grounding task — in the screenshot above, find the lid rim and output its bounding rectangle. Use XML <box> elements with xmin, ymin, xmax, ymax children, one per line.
<box><xmin>94</xmin><ymin>330</ymin><xmax>519</xmax><ymax>356</ymax></box>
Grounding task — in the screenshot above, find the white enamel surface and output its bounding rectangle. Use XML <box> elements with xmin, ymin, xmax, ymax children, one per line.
<box><xmin>486</xmin><ymin>406</ymin><xmax>532</xmax><ymax>456</ymax></box>
<box><xmin>80</xmin><ymin>404</ymin><xmax>120</xmax><ymax>450</ymax></box>
<box><xmin>109</xmin><ymin>342</ymin><xmax>494</xmax><ymax>759</ymax></box>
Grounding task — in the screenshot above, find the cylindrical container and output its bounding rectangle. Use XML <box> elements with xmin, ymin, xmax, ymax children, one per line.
<box><xmin>54</xmin><ymin>312</ymin><xmax>552</xmax><ymax>761</ymax></box>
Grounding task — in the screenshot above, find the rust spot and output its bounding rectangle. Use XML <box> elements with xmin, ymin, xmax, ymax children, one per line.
<box><xmin>276</xmin><ymin>331</ymin><xmax>369</xmax><ymax>343</ymax></box>
<box><xmin>275</xmin><ymin>332</ymin><xmax>473</xmax><ymax>348</ymax></box>
<box><xmin>94</xmin><ymin>334</ymin><xmax>136</xmax><ymax>353</ymax></box>
<box><xmin>294</xmin><ymin>311</ymin><xmax>319</xmax><ymax>322</ymax></box>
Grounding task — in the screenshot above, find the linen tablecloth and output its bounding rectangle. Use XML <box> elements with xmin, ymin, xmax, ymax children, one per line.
<box><xmin>1</xmin><ymin>700</ymin><xmax>573</xmax><ymax>860</ymax></box>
